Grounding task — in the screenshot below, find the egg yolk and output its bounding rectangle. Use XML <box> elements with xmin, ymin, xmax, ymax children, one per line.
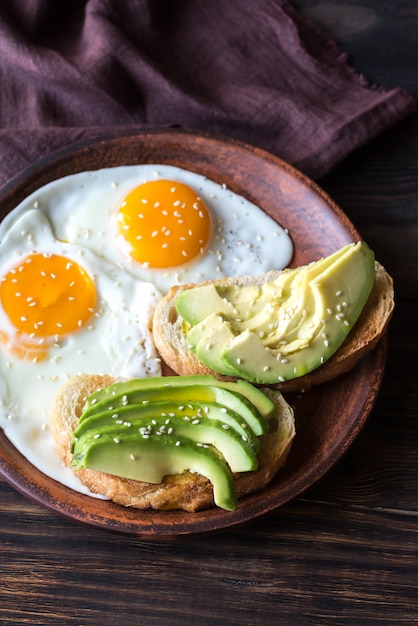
<box><xmin>115</xmin><ymin>179</ymin><xmax>212</xmax><ymax>269</ymax></box>
<box><xmin>0</xmin><ymin>253</ymin><xmax>97</xmax><ymax>361</ymax></box>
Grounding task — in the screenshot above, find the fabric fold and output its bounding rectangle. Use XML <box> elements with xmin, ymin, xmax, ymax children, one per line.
<box><xmin>0</xmin><ymin>0</ymin><xmax>416</xmax><ymax>187</ymax></box>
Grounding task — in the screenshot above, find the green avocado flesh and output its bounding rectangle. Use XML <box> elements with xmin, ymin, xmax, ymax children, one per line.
<box><xmin>84</xmin><ymin>375</ymin><xmax>275</xmax><ymax>429</ymax></box>
<box><xmin>75</xmin><ymin>397</ymin><xmax>260</xmax><ymax>452</ymax></box>
<box><xmin>71</xmin><ymin>376</ymin><xmax>279</xmax><ymax>510</ymax></box>
<box><xmin>175</xmin><ymin>242</ymin><xmax>375</xmax><ymax>384</ymax></box>
<box><xmin>73</xmin><ymin>401</ymin><xmax>260</xmax><ymax>459</ymax></box>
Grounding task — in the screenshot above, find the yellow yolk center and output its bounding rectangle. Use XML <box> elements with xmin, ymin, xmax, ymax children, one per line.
<box><xmin>0</xmin><ymin>253</ymin><xmax>97</xmax><ymax>360</ymax></box>
<box><xmin>115</xmin><ymin>179</ymin><xmax>212</xmax><ymax>269</ymax></box>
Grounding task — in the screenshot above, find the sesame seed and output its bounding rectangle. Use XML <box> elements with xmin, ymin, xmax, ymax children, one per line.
<box><xmin>130</xmin><ymin>454</ymin><xmax>136</xmax><ymax>460</ymax></box>
<box><xmin>175</xmin><ymin>440</ymin><xmax>181</xmax><ymax>446</ymax></box>
<box><xmin>113</xmin><ymin>437</ymin><xmax>120</xmax><ymax>444</ymax></box>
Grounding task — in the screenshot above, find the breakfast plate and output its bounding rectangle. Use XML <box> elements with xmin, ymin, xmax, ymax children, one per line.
<box><xmin>0</xmin><ymin>129</ymin><xmax>387</xmax><ymax>535</ymax></box>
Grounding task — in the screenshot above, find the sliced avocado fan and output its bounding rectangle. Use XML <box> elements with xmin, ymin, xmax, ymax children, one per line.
<box><xmin>175</xmin><ymin>242</ymin><xmax>375</xmax><ymax>384</ymax></box>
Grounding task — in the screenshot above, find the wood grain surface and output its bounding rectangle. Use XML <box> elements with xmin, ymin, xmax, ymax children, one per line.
<box><xmin>1</xmin><ymin>1</ymin><xmax>418</xmax><ymax>624</ymax></box>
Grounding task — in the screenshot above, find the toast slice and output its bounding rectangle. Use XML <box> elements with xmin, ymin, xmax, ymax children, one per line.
<box><xmin>152</xmin><ymin>261</ymin><xmax>394</xmax><ymax>392</ymax></box>
<box><xmin>50</xmin><ymin>374</ymin><xmax>295</xmax><ymax>512</ymax></box>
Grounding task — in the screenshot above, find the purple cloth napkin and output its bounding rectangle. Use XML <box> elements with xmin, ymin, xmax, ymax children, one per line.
<box><xmin>0</xmin><ymin>0</ymin><xmax>416</xmax><ymax>187</ymax></box>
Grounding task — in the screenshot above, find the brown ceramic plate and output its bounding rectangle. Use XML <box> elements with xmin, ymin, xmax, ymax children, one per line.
<box><xmin>0</xmin><ymin>129</ymin><xmax>386</xmax><ymax>536</ymax></box>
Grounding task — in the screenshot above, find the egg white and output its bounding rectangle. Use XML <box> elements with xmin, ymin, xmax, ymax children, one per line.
<box><xmin>0</xmin><ymin>164</ymin><xmax>293</xmax><ymax>293</ymax></box>
<box><xmin>0</xmin><ymin>209</ymin><xmax>162</xmax><ymax>493</ymax></box>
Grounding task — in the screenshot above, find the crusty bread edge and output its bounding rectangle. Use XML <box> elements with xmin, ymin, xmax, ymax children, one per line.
<box><xmin>152</xmin><ymin>261</ymin><xmax>395</xmax><ymax>392</ymax></box>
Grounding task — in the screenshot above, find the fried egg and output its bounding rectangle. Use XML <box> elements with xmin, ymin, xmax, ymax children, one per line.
<box><xmin>0</xmin><ymin>209</ymin><xmax>162</xmax><ymax>491</ymax></box>
<box><xmin>1</xmin><ymin>164</ymin><xmax>293</xmax><ymax>292</ymax></box>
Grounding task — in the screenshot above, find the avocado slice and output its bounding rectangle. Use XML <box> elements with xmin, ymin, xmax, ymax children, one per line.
<box><xmin>186</xmin><ymin>314</ymin><xmax>244</xmax><ymax>377</ymax></box>
<box><xmin>176</xmin><ymin>242</ymin><xmax>375</xmax><ymax>384</ymax></box>
<box><xmin>72</xmin><ymin>432</ymin><xmax>238</xmax><ymax>511</ymax></box>
<box><xmin>84</xmin><ymin>375</ymin><xmax>274</xmax><ymax>432</ymax></box>
<box><xmin>176</xmin><ymin>284</ymin><xmax>261</xmax><ymax>326</ymax></box>
<box><xmin>76</xmin><ymin>399</ymin><xmax>261</xmax><ymax>453</ymax></box>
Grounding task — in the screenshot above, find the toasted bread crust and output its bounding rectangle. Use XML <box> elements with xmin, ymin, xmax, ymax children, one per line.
<box><xmin>152</xmin><ymin>261</ymin><xmax>394</xmax><ymax>392</ymax></box>
<box><xmin>50</xmin><ymin>374</ymin><xmax>295</xmax><ymax>512</ymax></box>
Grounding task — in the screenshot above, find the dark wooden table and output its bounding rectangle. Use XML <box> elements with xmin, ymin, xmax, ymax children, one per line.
<box><xmin>1</xmin><ymin>2</ymin><xmax>417</xmax><ymax>624</ymax></box>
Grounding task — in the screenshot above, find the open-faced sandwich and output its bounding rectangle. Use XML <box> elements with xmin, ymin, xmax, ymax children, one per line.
<box><xmin>50</xmin><ymin>373</ymin><xmax>295</xmax><ymax>511</ymax></box>
<box><xmin>153</xmin><ymin>241</ymin><xmax>394</xmax><ymax>392</ymax></box>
